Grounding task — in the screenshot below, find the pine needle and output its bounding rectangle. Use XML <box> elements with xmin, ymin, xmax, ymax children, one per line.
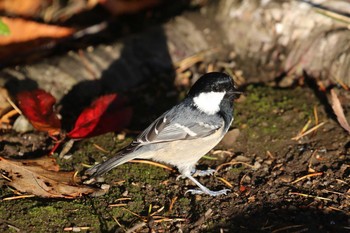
<box><xmin>291</xmin><ymin>172</ymin><xmax>323</xmax><ymax>184</ymax></box>
<box><xmin>129</xmin><ymin>159</ymin><xmax>175</xmax><ymax>171</ymax></box>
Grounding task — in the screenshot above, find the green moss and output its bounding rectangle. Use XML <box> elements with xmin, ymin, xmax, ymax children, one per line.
<box><xmin>237</xmin><ymin>86</ymin><xmax>312</xmax><ymax>129</ymax></box>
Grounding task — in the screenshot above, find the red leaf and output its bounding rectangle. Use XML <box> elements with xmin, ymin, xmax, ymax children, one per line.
<box><xmin>17</xmin><ymin>89</ymin><xmax>61</xmax><ymax>136</ymax></box>
<box><xmin>67</xmin><ymin>94</ymin><xmax>132</xmax><ymax>139</ymax></box>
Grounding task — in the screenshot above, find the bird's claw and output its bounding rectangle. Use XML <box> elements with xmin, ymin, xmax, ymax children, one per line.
<box><xmin>185</xmin><ymin>188</ymin><xmax>230</xmax><ymax>196</ymax></box>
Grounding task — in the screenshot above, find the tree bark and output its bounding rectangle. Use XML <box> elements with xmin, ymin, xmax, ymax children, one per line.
<box><xmin>1</xmin><ymin>0</ymin><xmax>349</xmax><ymax>99</ymax></box>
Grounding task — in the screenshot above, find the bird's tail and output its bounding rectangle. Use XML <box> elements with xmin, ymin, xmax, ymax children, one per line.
<box><xmin>85</xmin><ymin>150</ymin><xmax>137</xmax><ymax>178</ymax></box>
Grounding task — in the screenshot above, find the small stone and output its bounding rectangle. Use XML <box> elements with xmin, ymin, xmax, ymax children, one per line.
<box><xmin>101</xmin><ymin>184</ymin><xmax>110</xmax><ymax>190</ymax></box>
<box><xmin>252</xmin><ymin>161</ymin><xmax>261</xmax><ymax>170</ymax></box>
<box><xmin>220</xmin><ymin>129</ymin><xmax>240</xmax><ymax>148</ymax></box>
<box><xmin>234</xmin><ymin>155</ymin><xmax>251</xmax><ymax>162</ymax></box>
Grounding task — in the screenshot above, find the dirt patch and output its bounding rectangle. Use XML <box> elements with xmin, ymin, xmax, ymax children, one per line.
<box><xmin>1</xmin><ymin>83</ymin><xmax>349</xmax><ymax>232</ymax></box>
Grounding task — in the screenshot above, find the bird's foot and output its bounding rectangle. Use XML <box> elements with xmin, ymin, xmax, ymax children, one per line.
<box><xmin>185</xmin><ymin>188</ymin><xmax>230</xmax><ymax>197</ymax></box>
<box><xmin>176</xmin><ymin>174</ymin><xmax>186</xmax><ymax>181</ymax></box>
<box><xmin>192</xmin><ymin>168</ymin><xmax>216</xmax><ymax>177</ymax></box>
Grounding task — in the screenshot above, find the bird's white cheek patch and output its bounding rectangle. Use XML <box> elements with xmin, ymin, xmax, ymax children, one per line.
<box><xmin>193</xmin><ymin>91</ymin><xmax>226</xmax><ymax>115</ymax></box>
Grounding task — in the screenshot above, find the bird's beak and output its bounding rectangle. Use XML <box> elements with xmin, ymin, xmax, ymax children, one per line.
<box><xmin>230</xmin><ymin>90</ymin><xmax>243</xmax><ymax>99</ymax></box>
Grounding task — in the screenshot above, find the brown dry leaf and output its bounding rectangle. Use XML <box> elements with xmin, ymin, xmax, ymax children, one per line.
<box><xmin>330</xmin><ymin>89</ymin><xmax>350</xmax><ymax>134</ymax></box>
<box><xmin>0</xmin><ymin>17</ymin><xmax>75</xmax><ymax>61</ymax></box>
<box><xmin>0</xmin><ymin>0</ymin><xmax>44</xmax><ymax>17</ymax></box>
<box><xmin>0</xmin><ymin>88</ymin><xmax>12</xmax><ymax>116</ymax></box>
<box><xmin>0</xmin><ymin>0</ymin><xmax>99</xmax><ymax>22</ymax></box>
<box><xmin>0</xmin><ymin>156</ymin><xmax>97</xmax><ymax>198</ymax></box>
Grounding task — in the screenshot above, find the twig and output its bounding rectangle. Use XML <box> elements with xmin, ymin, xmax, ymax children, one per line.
<box><xmin>125</xmin><ymin>222</ymin><xmax>147</xmax><ymax>233</ymax></box>
<box><xmin>129</xmin><ymin>160</ymin><xmax>175</xmax><ymax>171</ymax></box>
<box><xmin>323</xmin><ymin>189</ymin><xmax>350</xmax><ymax>198</ymax></box>
<box><xmin>327</xmin><ymin>206</ymin><xmax>349</xmax><ymax>214</ymax></box>
<box><xmin>313</xmin><ymin>105</ymin><xmax>318</xmax><ymax>126</ymax></box>
<box><xmin>307</xmin><ymin>149</ymin><xmax>319</xmax><ymax>172</ymax></box>
<box><xmin>59</xmin><ymin>139</ymin><xmax>75</xmax><ymax>158</ymax></box>
<box><xmin>112</xmin><ymin>216</ymin><xmax>125</xmax><ymax>230</ymax></box>
<box><xmin>315</xmin><ymin>8</ymin><xmax>350</xmax><ymax>25</ymax></box>
<box><xmin>1</xmin><ymin>174</ymin><xmax>12</xmax><ymax>182</ymax></box>
<box><xmin>292</xmin><ymin>122</ymin><xmax>325</xmax><ymax>140</ymax></box>
<box><xmin>93</xmin><ymin>143</ymin><xmax>110</xmax><ymax>153</ymax></box>
<box><xmin>216</xmin><ymin>162</ymin><xmax>254</xmax><ymax>173</ymax></box>
<box><xmin>3</xmin><ymin>195</ymin><xmax>35</xmax><ymax>201</ymax></box>
<box><xmin>217</xmin><ymin>177</ymin><xmax>233</xmax><ymax>188</ymax></box>
<box><xmin>335</xmin><ymin>78</ymin><xmax>350</xmax><ymax>91</ymax></box>
<box><xmin>291</xmin><ymin>172</ymin><xmax>323</xmax><ymax>184</ymax></box>
<box><xmin>266</xmin><ymin>150</ymin><xmax>275</xmax><ymax>159</ymax></box>
<box><xmin>5</xmin><ymin>96</ymin><xmax>22</xmax><ymax>115</ymax></box>
<box><xmin>108</xmin><ymin>203</ymin><xmax>127</xmax><ymax>207</ymax></box>
<box><xmin>289</xmin><ymin>192</ymin><xmax>332</xmax><ymax>201</ymax></box>
<box><xmin>121</xmin><ymin>207</ymin><xmax>142</xmax><ymax>218</ymax></box>
<box><xmin>169</xmin><ymin>196</ymin><xmax>178</xmax><ymax>212</ymax></box>
<box><xmin>272</xmin><ymin>225</ymin><xmax>305</xmax><ymax>233</ymax></box>
<box><xmin>150</xmin><ymin>206</ymin><xmax>164</xmax><ymax>216</ymax></box>
<box><xmin>151</xmin><ymin>217</ymin><xmax>186</xmax><ymax>223</ymax></box>
<box><xmin>63</xmin><ymin>226</ymin><xmax>91</xmax><ymax>231</ymax></box>
<box><xmin>116</xmin><ymin>197</ymin><xmax>132</xmax><ymax>201</ymax></box>
<box><xmin>7</xmin><ymin>224</ymin><xmax>20</xmax><ymax>232</ymax></box>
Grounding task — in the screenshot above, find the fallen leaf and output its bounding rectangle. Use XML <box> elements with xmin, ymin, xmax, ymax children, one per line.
<box><xmin>0</xmin><ymin>17</ymin><xmax>74</xmax><ymax>62</ymax></box>
<box><xmin>16</xmin><ymin>89</ymin><xmax>61</xmax><ymax>136</ymax></box>
<box><xmin>67</xmin><ymin>94</ymin><xmax>132</xmax><ymax>139</ymax></box>
<box><xmin>0</xmin><ymin>18</ymin><xmax>10</xmax><ymax>35</ymax></box>
<box><xmin>0</xmin><ymin>0</ymin><xmax>99</xmax><ymax>22</ymax></box>
<box><xmin>0</xmin><ymin>156</ymin><xmax>97</xmax><ymax>198</ymax></box>
<box><xmin>0</xmin><ymin>0</ymin><xmax>44</xmax><ymax>18</ymax></box>
<box><xmin>330</xmin><ymin>89</ymin><xmax>350</xmax><ymax>134</ymax></box>
<box><xmin>0</xmin><ymin>17</ymin><xmax>74</xmax><ymax>45</ymax></box>
<box><xmin>0</xmin><ymin>87</ymin><xmax>12</xmax><ymax>117</ymax></box>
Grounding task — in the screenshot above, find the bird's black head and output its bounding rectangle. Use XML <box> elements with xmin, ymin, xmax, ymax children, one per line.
<box><xmin>188</xmin><ymin>72</ymin><xmax>240</xmax><ymax>99</ymax></box>
<box><xmin>186</xmin><ymin>72</ymin><xmax>241</xmax><ymax>116</ymax></box>
<box><xmin>185</xmin><ymin>72</ymin><xmax>241</xmax><ymax>130</ymax></box>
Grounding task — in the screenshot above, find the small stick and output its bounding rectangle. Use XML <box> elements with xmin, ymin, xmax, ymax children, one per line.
<box><xmin>292</xmin><ymin>122</ymin><xmax>325</xmax><ymax>140</ymax></box>
<box><xmin>169</xmin><ymin>196</ymin><xmax>178</xmax><ymax>212</ymax></box>
<box><xmin>93</xmin><ymin>143</ymin><xmax>110</xmax><ymax>153</ymax></box>
<box><xmin>289</xmin><ymin>192</ymin><xmax>332</xmax><ymax>201</ymax></box>
<box><xmin>217</xmin><ymin>177</ymin><xmax>233</xmax><ymax>188</ymax></box>
<box><xmin>216</xmin><ymin>162</ymin><xmax>254</xmax><ymax>173</ymax></box>
<box><xmin>129</xmin><ymin>160</ymin><xmax>175</xmax><ymax>171</ymax></box>
<box><xmin>63</xmin><ymin>226</ymin><xmax>90</xmax><ymax>231</ymax></box>
<box><xmin>3</xmin><ymin>195</ymin><xmax>35</xmax><ymax>201</ymax></box>
<box><xmin>291</xmin><ymin>172</ymin><xmax>323</xmax><ymax>184</ymax></box>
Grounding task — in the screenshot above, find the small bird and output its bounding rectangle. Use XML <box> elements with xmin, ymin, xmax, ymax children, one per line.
<box><xmin>86</xmin><ymin>72</ymin><xmax>241</xmax><ymax>196</ymax></box>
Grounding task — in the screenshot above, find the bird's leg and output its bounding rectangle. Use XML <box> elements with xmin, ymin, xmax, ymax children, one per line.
<box><xmin>184</xmin><ymin>174</ymin><xmax>230</xmax><ymax>197</ymax></box>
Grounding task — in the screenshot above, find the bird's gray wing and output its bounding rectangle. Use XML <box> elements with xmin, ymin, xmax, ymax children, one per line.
<box><xmin>136</xmin><ymin>108</ymin><xmax>223</xmax><ymax>145</ymax></box>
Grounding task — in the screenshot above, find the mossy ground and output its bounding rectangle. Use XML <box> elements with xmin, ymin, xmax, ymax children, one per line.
<box><xmin>1</xmin><ymin>84</ymin><xmax>349</xmax><ymax>232</ymax></box>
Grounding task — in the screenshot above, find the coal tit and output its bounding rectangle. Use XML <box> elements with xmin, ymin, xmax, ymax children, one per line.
<box><xmin>86</xmin><ymin>72</ymin><xmax>241</xmax><ymax>196</ymax></box>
